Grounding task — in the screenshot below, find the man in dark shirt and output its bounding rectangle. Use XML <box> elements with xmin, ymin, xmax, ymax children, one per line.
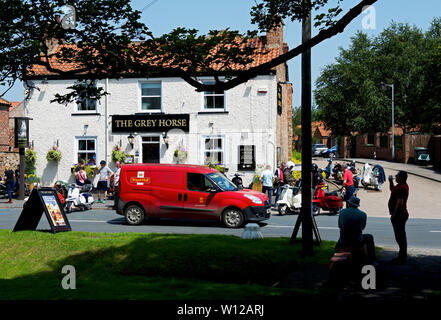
<box><xmin>388</xmin><ymin>170</ymin><xmax>409</xmax><ymax>264</ymax></box>
<box><xmin>4</xmin><ymin>165</ymin><xmax>15</xmax><ymax>203</ymax></box>
<box><xmin>335</xmin><ymin>196</ymin><xmax>376</xmax><ymax>263</ymax></box>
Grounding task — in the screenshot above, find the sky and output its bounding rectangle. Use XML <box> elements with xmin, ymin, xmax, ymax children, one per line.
<box><xmin>2</xmin><ymin>0</ymin><xmax>441</xmax><ymax>108</ymax></box>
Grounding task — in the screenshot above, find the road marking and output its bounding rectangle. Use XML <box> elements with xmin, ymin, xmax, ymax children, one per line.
<box><xmin>429</xmin><ymin>231</ymin><xmax>441</xmax><ymax>233</ymax></box>
<box><xmin>69</xmin><ymin>220</ymin><xmax>107</xmax><ymax>223</ymax></box>
<box><xmin>266</xmin><ymin>225</ymin><xmax>339</xmax><ymax>230</ymax></box>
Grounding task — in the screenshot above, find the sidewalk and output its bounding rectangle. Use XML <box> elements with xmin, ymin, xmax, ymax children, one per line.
<box><xmin>0</xmin><ymin>196</ymin><xmax>115</xmax><ymax>210</ymax></box>
<box><xmin>343</xmin><ymin>157</ymin><xmax>441</xmax><ymax>183</ymax></box>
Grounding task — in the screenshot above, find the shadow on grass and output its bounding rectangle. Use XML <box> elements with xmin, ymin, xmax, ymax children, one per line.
<box><xmin>0</xmin><ymin>233</ymin><xmax>336</xmax><ymax>300</ymax></box>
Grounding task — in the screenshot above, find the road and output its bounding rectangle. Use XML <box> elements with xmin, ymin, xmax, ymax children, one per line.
<box><xmin>1</xmin><ymin>207</ymin><xmax>440</xmax><ymax>249</ymax></box>
<box><xmin>313</xmin><ymin>158</ymin><xmax>441</xmax><ymax>220</ymax></box>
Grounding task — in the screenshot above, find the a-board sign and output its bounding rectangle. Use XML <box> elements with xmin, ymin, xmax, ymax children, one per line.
<box><xmin>13</xmin><ymin>187</ymin><xmax>71</xmax><ymax>233</ymax></box>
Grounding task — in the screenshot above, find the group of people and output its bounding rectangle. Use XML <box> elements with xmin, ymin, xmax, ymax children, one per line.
<box><xmin>336</xmin><ymin>170</ymin><xmax>410</xmax><ymax>264</ymax></box>
<box><xmin>74</xmin><ymin>160</ymin><xmax>121</xmax><ymax>209</ymax></box>
<box><xmin>259</xmin><ymin>160</ymin><xmax>410</xmax><ymax>264</ymax></box>
<box><xmin>259</xmin><ymin>161</ymin><xmax>298</xmax><ymax>208</ymax></box>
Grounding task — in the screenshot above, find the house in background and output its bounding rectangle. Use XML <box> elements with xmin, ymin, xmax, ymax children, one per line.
<box><xmin>0</xmin><ymin>98</ymin><xmax>23</xmax><ymax>173</ymax></box>
<box><xmin>24</xmin><ymin>24</ymin><xmax>293</xmax><ymax>187</ymax></box>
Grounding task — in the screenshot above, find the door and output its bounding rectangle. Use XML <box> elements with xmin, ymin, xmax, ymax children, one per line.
<box><xmin>151</xmin><ymin>169</ymin><xmax>186</xmax><ymax>218</ymax></box>
<box><xmin>184</xmin><ymin>172</ymin><xmax>219</xmax><ymax>220</ymax></box>
<box><xmin>142</xmin><ymin>136</ymin><xmax>160</xmax><ymax>163</ymax></box>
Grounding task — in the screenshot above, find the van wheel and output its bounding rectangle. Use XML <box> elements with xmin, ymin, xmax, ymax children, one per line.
<box><xmin>124</xmin><ymin>204</ymin><xmax>145</xmax><ymax>225</ymax></box>
<box><xmin>222</xmin><ymin>208</ymin><xmax>244</xmax><ymax>228</ymax></box>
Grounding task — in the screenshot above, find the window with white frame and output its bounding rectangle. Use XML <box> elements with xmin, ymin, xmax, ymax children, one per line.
<box><xmin>76</xmin><ymin>137</ymin><xmax>97</xmax><ymax>165</ymax></box>
<box><xmin>203</xmin><ymin>82</ymin><xmax>225</xmax><ymax>110</ymax></box>
<box><xmin>141</xmin><ymin>82</ymin><xmax>161</xmax><ymax>111</ymax></box>
<box><xmin>76</xmin><ymin>81</ymin><xmax>98</xmax><ymax>112</ymax></box>
<box><xmin>203</xmin><ymin>136</ymin><xmax>225</xmax><ymax>165</ymax></box>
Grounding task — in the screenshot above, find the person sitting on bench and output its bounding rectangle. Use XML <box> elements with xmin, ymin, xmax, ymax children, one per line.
<box><xmin>335</xmin><ymin>196</ymin><xmax>376</xmax><ymax>263</ymax></box>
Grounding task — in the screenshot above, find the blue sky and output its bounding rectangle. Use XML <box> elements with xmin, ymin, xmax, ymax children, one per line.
<box><xmin>2</xmin><ymin>0</ymin><xmax>441</xmax><ymax>108</ymax></box>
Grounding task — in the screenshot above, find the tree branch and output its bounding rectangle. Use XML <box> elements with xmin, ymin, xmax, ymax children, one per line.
<box><xmin>183</xmin><ymin>0</ymin><xmax>378</xmax><ymax>92</ymax></box>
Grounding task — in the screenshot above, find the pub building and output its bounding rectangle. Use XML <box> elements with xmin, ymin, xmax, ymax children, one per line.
<box><xmin>24</xmin><ymin>25</ymin><xmax>293</xmax><ymax>187</ymax></box>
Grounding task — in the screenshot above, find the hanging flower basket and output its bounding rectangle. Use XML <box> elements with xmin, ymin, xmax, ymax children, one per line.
<box><xmin>46</xmin><ymin>146</ymin><xmax>62</xmax><ymax>162</ymax></box>
<box><xmin>174</xmin><ymin>146</ymin><xmax>188</xmax><ymax>164</ymax></box>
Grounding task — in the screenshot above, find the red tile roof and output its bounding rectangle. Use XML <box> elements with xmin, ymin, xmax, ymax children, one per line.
<box><xmin>28</xmin><ymin>37</ymin><xmax>286</xmax><ymax>77</ymax></box>
<box><xmin>0</xmin><ymin>97</ymin><xmax>10</xmax><ymax>106</ymax></box>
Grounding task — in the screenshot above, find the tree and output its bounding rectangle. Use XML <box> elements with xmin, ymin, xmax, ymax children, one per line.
<box><xmin>315</xmin><ymin>22</ymin><xmax>433</xmax><ymax>136</ymax></box>
<box><xmin>1</xmin><ymin>0</ymin><xmax>378</xmax><ymax>102</ymax></box>
<box><xmin>315</xmin><ymin>32</ymin><xmax>390</xmax><ymax>136</ymax></box>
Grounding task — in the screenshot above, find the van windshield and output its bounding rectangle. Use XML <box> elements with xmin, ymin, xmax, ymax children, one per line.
<box><xmin>206</xmin><ymin>173</ymin><xmax>237</xmax><ymax>191</ymax></box>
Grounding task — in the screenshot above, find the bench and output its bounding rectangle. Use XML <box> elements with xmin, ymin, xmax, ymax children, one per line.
<box><xmin>329</xmin><ymin>245</ymin><xmax>368</xmax><ymax>286</ymax></box>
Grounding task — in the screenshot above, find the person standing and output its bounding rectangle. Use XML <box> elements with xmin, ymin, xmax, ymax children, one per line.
<box><xmin>335</xmin><ymin>196</ymin><xmax>376</xmax><ymax>263</ymax></box>
<box><xmin>4</xmin><ymin>164</ymin><xmax>15</xmax><ymax>203</ymax></box>
<box><xmin>96</xmin><ymin>160</ymin><xmax>114</xmax><ymax>204</ymax></box>
<box><xmin>388</xmin><ymin>171</ymin><xmax>409</xmax><ymax>264</ymax></box>
<box><xmin>342</xmin><ymin>163</ymin><xmax>355</xmax><ymax>207</ymax></box>
<box><xmin>76</xmin><ymin>165</ymin><xmax>87</xmax><ymax>186</ymax></box>
<box><xmin>260</xmin><ymin>165</ymin><xmax>274</xmax><ymax>206</ymax></box>
<box><xmin>112</xmin><ymin>161</ymin><xmax>122</xmax><ymax>210</ymax></box>
<box><xmin>273</xmin><ymin>162</ymin><xmax>286</xmax><ymax>208</ymax></box>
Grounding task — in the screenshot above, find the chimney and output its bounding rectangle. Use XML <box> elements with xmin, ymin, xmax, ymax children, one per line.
<box><xmin>266</xmin><ymin>21</ymin><xmax>284</xmax><ymax>49</ymax></box>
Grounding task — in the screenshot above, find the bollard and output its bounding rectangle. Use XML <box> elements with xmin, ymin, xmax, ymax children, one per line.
<box><xmin>241</xmin><ymin>223</ymin><xmax>263</xmax><ymax>239</ymax></box>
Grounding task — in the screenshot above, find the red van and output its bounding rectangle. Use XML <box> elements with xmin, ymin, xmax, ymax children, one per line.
<box><xmin>116</xmin><ymin>164</ymin><xmax>271</xmax><ymax>228</ymax></box>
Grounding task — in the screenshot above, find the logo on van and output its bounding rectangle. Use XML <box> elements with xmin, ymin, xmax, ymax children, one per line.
<box><xmin>130</xmin><ymin>177</ymin><xmax>151</xmax><ymax>184</ymax></box>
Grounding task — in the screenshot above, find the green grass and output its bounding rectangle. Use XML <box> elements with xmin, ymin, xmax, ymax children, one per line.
<box><xmin>0</xmin><ymin>230</ymin><xmax>336</xmax><ymax>300</ymax></box>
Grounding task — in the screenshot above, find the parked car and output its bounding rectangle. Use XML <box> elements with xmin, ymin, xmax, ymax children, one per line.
<box><xmin>321</xmin><ymin>145</ymin><xmax>338</xmax><ymax>158</ymax></box>
<box><xmin>312</xmin><ymin>143</ymin><xmax>328</xmax><ymax>156</ymax></box>
<box><xmin>116</xmin><ymin>164</ymin><xmax>271</xmax><ymax>228</ymax></box>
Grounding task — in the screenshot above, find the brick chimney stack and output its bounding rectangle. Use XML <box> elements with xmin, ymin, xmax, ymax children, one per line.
<box><xmin>266</xmin><ymin>21</ymin><xmax>284</xmax><ymax>49</ymax></box>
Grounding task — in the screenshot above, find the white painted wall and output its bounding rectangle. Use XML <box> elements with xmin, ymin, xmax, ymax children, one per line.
<box><xmin>26</xmin><ymin>75</ymin><xmax>278</xmax><ymax>187</ymax></box>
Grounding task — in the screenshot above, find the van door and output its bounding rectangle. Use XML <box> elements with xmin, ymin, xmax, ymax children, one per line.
<box><xmin>183</xmin><ymin>172</ymin><xmax>219</xmax><ymax>220</ymax></box>
<box><xmin>151</xmin><ymin>169</ymin><xmax>186</xmax><ymax>218</ymax></box>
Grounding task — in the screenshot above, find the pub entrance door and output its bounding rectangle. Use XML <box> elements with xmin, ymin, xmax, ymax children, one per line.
<box><xmin>142</xmin><ymin>136</ymin><xmax>160</xmax><ymax>163</ymax></box>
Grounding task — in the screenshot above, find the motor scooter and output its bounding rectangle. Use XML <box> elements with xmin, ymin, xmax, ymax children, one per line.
<box><xmin>231</xmin><ymin>173</ymin><xmax>244</xmax><ymax>189</ymax></box>
<box><xmin>312</xmin><ymin>181</ymin><xmax>344</xmax><ymax>215</ymax></box>
<box><xmin>277</xmin><ymin>180</ymin><xmax>302</xmax><ymax>216</ymax></box>
<box><xmin>65</xmin><ymin>183</ymin><xmax>94</xmax><ymax>213</ymax></box>
<box><xmin>361</xmin><ymin>163</ymin><xmax>385</xmax><ymax>190</ymax></box>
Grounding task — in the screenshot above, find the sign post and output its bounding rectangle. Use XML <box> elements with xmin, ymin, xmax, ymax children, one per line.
<box><xmin>13</xmin><ymin>117</ymin><xmax>32</xmax><ymax>200</ymax></box>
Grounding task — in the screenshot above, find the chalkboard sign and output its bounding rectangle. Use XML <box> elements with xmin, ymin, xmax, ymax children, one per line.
<box><xmin>238</xmin><ymin>145</ymin><xmax>256</xmax><ymax>171</ymax></box>
<box><xmin>13</xmin><ymin>187</ymin><xmax>71</xmax><ymax>234</ymax></box>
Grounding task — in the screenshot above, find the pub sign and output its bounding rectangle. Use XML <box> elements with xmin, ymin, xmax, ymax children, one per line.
<box><xmin>112</xmin><ymin>114</ymin><xmax>190</xmax><ymax>133</ymax></box>
<box><xmin>14</xmin><ymin>117</ymin><xmax>31</xmax><ymax>148</ymax></box>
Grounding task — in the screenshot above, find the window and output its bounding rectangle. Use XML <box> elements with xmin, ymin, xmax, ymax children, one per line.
<box><xmin>141</xmin><ymin>82</ymin><xmax>161</xmax><ymax>111</ymax></box>
<box><xmin>203</xmin><ymin>136</ymin><xmax>224</xmax><ymax>165</ymax></box>
<box><xmin>76</xmin><ymin>81</ymin><xmax>97</xmax><ymax>112</ymax></box>
<box><xmin>187</xmin><ymin>173</ymin><xmax>215</xmax><ymax>192</ymax></box>
<box><xmin>380</xmin><ymin>135</ymin><xmax>388</xmax><ymax>148</ymax></box>
<box><xmin>367</xmin><ymin>133</ymin><xmax>375</xmax><ymax>146</ymax></box>
<box><xmin>76</xmin><ymin>137</ymin><xmax>97</xmax><ymax>165</ymax></box>
<box><xmin>203</xmin><ymin>82</ymin><xmax>224</xmax><ymax>110</ymax></box>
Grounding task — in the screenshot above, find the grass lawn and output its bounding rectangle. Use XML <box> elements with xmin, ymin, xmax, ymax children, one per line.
<box><xmin>0</xmin><ymin>230</ymin><xmax>336</xmax><ymax>300</ymax></box>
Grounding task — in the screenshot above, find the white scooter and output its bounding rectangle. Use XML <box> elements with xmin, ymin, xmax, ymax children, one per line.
<box><xmin>277</xmin><ymin>180</ymin><xmax>302</xmax><ymax>216</ymax></box>
<box><xmin>361</xmin><ymin>163</ymin><xmax>383</xmax><ymax>190</ymax></box>
<box><xmin>65</xmin><ymin>183</ymin><xmax>94</xmax><ymax>213</ymax></box>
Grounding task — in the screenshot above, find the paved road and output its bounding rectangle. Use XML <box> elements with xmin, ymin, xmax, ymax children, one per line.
<box><xmin>1</xmin><ymin>207</ymin><xmax>440</xmax><ymax>249</ymax></box>
<box><xmin>313</xmin><ymin>158</ymin><xmax>441</xmax><ymax>220</ymax></box>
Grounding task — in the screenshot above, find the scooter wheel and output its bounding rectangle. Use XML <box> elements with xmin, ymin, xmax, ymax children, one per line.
<box><xmin>278</xmin><ymin>204</ymin><xmax>287</xmax><ymax>216</ymax></box>
<box><xmin>312</xmin><ymin>204</ymin><xmax>320</xmax><ymax>216</ymax></box>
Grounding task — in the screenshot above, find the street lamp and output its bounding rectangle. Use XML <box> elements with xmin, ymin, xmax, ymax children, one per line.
<box><xmin>127</xmin><ymin>133</ymin><xmax>134</xmax><ymax>149</ymax></box>
<box><xmin>381</xmin><ymin>82</ymin><xmax>395</xmax><ymax>161</ymax></box>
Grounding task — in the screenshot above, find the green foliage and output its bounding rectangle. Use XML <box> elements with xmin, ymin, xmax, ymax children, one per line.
<box><xmin>111</xmin><ymin>150</ymin><xmax>128</xmax><ymax>163</ymax></box>
<box><xmin>24</xmin><ymin>149</ymin><xmax>36</xmax><ymax>175</ymax></box>
<box><xmin>46</xmin><ymin>147</ymin><xmax>61</xmax><ymax>162</ymax></box>
<box><xmin>315</xmin><ymin>21</ymin><xmax>441</xmax><ymax>135</ymax></box>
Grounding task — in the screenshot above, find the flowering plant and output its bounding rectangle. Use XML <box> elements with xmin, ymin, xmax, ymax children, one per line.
<box><xmin>174</xmin><ymin>145</ymin><xmax>188</xmax><ymax>163</ymax></box>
